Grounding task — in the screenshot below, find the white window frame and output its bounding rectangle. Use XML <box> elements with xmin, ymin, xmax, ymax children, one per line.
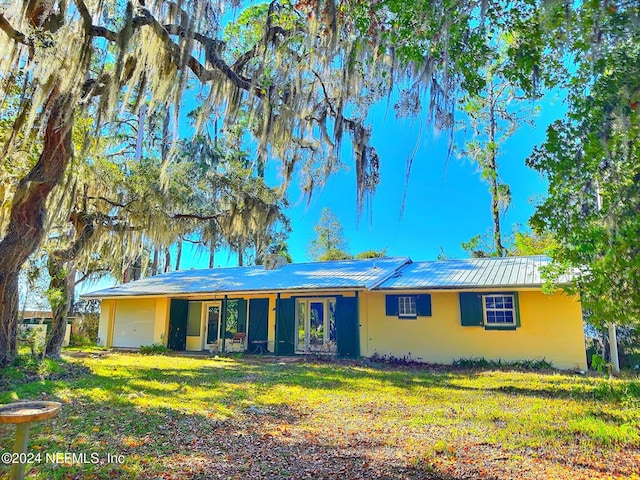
<box><xmin>295</xmin><ymin>298</ymin><xmax>337</xmax><ymax>353</ymax></box>
<box><xmin>203</xmin><ymin>301</ymin><xmax>223</xmax><ymax>348</ymax></box>
<box><xmin>398</xmin><ymin>296</ymin><xmax>417</xmax><ymax>318</ymax></box>
<box><xmin>482</xmin><ymin>294</ymin><xmax>516</xmax><ymax>327</ymax></box>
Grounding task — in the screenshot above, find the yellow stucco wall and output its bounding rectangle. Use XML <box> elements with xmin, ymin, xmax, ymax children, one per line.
<box><xmin>154</xmin><ymin>297</ymin><xmax>169</xmax><ymax>345</ymax></box>
<box><xmin>100</xmin><ymin>291</ymin><xmax>357</xmax><ymax>353</ymax></box>
<box><xmin>362</xmin><ymin>290</ymin><xmax>587</xmax><ymax>370</ymax></box>
<box><xmin>97</xmin><ymin>299</ymin><xmax>114</xmax><ymax>347</ymax></box>
<box><xmin>97</xmin><ymin>289</ymin><xmax>586</xmax><ymax>369</ymax></box>
<box><xmin>102</xmin><ymin>293</ymin><xmax>280</xmax><ymax>352</ymax></box>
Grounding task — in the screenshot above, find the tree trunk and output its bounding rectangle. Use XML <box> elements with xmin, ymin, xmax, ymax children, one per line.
<box><xmin>490</xmin><ymin>174</ymin><xmax>505</xmax><ymax>257</ymax></box>
<box><xmin>175</xmin><ymin>241</ymin><xmax>182</xmax><ymax>271</ymax></box>
<box><xmin>132</xmin><ymin>255</ymin><xmax>142</xmax><ymax>280</ymax></box>
<box><xmin>254</xmin><ymin>234</ymin><xmax>264</xmax><ymax>265</ymax></box>
<box><xmin>67</xmin><ymin>266</ymin><xmax>76</xmax><ymax>317</ymax></box>
<box><xmin>487</xmin><ymin>92</ymin><xmax>505</xmax><ymax>257</ymax></box>
<box><xmin>164</xmin><ymin>248</ymin><xmax>171</xmax><ymax>273</ymax></box>
<box><xmin>208</xmin><ymin>246</ymin><xmax>215</xmax><ymax>269</ymax></box>
<box><xmin>0</xmin><ymin>90</ymin><xmax>72</xmax><ymax>365</ymax></box>
<box><xmin>151</xmin><ymin>248</ymin><xmax>159</xmax><ymax>276</ymax></box>
<box><xmin>45</xmin><ymin>256</ymin><xmax>72</xmax><ymax>358</ymax></box>
<box><xmin>0</xmin><ymin>270</ymin><xmax>20</xmax><ymax>365</ymax></box>
<box><xmin>122</xmin><ymin>259</ymin><xmax>131</xmax><ymax>283</ymax></box>
<box><xmin>45</xmin><ymin>214</ymin><xmax>96</xmax><ymax>358</ymax></box>
<box><xmin>608</xmin><ymin>323</ymin><xmax>620</xmax><ymax>375</ymax></box>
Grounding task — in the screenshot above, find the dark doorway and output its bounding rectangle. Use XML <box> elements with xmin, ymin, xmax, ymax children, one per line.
<box><xmin>275</xmin><ymin>297</ymin><xmax>295</xmax><ymax>355</ymax></box>
<box><xmin>248</xmin><ymin>298</ymin><xmax>269</xmax><ymax>352</ymax></box>
<box><xmin>335</xmin><ymin>296</ymin><xmax>359</xmax><ymax>357</ymax></box>
<box><xmin>168</xmin><ymin>299</ymin><xmax>188</xmax><ymax>350</ymax></box>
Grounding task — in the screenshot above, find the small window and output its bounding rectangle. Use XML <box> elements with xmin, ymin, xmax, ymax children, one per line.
<box><xmin>385</xmin><ymin>294</ymin><xmax>431</xmax><ymax>317</ymax></box>
<box><xmin>483</xmin><ymin>295</ymin><xmax>516</xmax><ymax>327</ymax></box>
<box><xmin>398</xmin><ymin>296</ymin><xmax>417</xmax><ymax>318</ymax></box>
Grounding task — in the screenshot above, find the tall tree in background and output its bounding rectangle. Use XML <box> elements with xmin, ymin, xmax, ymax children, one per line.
<box><xmin>176</xmin><ymin>125</ymin><xmax>290</xmax><ymax>268</ymax></box>
<box><xmin>528</xmin><ymin>39</ymin><xmax>640</xmax><ymax>326</ymax></box>
<box><xmin>461</xmin><ymin>225</ymin><xmax>556</xmax><ymax>258</ymax></box>
<box><xmin>3</xmin><ymin>0</ymin><xmax>524</xmax><ymax>363</ymax></box>
<box><xmin>459</xmin><ymin>42</ymin><xmax>539</xmax><ymax>257</ymax></box>
<box><xmin>307</xmin><ymin>208</ymin><xmax>351</xmax><ymax>261</ymax></box>
<box><xmin>528</xmin><ymin>2</ymin><xmax>640</xmax><ymax>372</ymax></box>
<box><xmin>0</xmin><ymin>0</ymin><xmax>391</xmax><ymax>363</ymax></box>
<box><xmin>39</xmin><ymin>147</ymin><xmax>202</xmax><ymax>358</ymax></box>
<box><xmin>0</xmin><ymin>0</ymin><xmax>593</xmax><ymax>365</ymax></box>
<box><xmin>510</xmin><ymin>229</ymin><xmax>557</xmax><ymax>256</ymax></box>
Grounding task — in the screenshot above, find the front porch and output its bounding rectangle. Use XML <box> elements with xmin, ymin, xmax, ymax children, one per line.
<box><xmin>166</xmin><ymin>293</ymin><xmax>360</xmax><ymax>358</ymax></box>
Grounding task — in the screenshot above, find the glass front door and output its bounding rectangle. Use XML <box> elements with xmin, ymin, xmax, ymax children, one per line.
<box><xmin>295</xmin><ymin>298</ymin><xmax>336</xmax><ymax>353</ymax></box>
<box><xmin>205</xmin><ymin>303</ymin><xmax>221</xmax><ymax>345</ymax></box>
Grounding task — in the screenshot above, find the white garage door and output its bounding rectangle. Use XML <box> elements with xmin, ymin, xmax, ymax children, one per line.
<box><xmin>112</xmin><ymin>299</ymin><xmax>156</xmax><ymax>348</ymax></box>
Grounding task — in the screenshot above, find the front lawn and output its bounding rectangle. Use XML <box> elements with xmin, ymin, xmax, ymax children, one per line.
<box><xmin>1</xmin><ymin>352</ymin><xmax>639</xmax><ymax>479</ymax></box>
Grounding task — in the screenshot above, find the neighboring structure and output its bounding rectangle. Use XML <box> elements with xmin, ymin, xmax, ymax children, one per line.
<box><xmin>84</xmin><ymin>256</ymin><xmax>587</xmax><ymax>370</ymax></box>
<box><xmin>20</xmin><ymin>312</ymin><xmax>72</xmax><ymax>348</ymax></box>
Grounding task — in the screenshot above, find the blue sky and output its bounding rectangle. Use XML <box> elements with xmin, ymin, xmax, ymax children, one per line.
<box><xmin>181</xmin><ymin>90</ymin><xmax>565</xmax><ymax>268</ymax></box>
<box><xmin>171</xmin><ymin>4</ymin><xmax>568</xmax><ymax>269</ymax></box>
<box><xmin>72</xmin><ymin>91</ymin><xmax>564</xmax><ymax>302</ymax></box>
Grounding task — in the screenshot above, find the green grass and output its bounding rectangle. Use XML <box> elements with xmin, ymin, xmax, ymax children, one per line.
<box><xmin>1</xmin><ymin>352</ymin><xmax>639</xmax><ymax>479</ymax></box>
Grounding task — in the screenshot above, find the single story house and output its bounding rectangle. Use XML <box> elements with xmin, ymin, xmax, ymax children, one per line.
<box><xmin>84</xmin><ymin>256</ymin><xmax>587</xmax><ymax>370</ymax></box>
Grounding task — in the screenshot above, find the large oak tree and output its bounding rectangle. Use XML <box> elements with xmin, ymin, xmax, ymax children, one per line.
<box><xmin>0</xmin><ymin>0</ymin><xmax>523</xmax><ymax>364</ymax></box>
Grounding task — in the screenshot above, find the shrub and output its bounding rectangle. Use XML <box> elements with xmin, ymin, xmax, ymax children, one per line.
<box><xmin>591</xmin><ymin>354</ymin><xmax>607</xmax><ymax>373</ymax></box>
<box><xmin>369</xmin><ymin>352</ymin><xmax>423</xmax><ymax>366</ymax></box>
<box><xmin>139</xmin><ymin>344</ymin><xmax>170</xmax><ymax>355</ymax></box>
<box><xmin>453</xmin><ymin>357</ymin><xmax>493</xmax><ymax>369</ymax></box>
<box><xmin>69</xmin><ymin>333</ymin><xmax>95</xmax><ymax>347</ymax></box>
<box><xmin>452</xmin><ymin>357</ymin><xmax>554</xmax><ymax>370</ymax></box>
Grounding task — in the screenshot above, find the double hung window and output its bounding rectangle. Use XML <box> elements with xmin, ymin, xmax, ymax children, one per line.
<box><xmin>483</xmin><ymin>295</ymin><xmax>516</xmax><ymax>326</ymax></box>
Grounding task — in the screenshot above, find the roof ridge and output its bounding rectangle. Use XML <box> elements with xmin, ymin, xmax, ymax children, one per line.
<box><xmin>177</xmin><ymin>256</ymin><xmax>411</xmax><ymax>273</ymax></box>
<box><xmin>409</xmin><ymin>255</ymin><xmax>550</xmax><ymax>265</ymax></box>
<box><xmin>367</xmin><ymin>258</ymin><xmax>413</xmax><ymax>289</ymax></box>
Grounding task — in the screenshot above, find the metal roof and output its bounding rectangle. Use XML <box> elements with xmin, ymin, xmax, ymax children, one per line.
<box><xmin>375</xmin><ymin>256</ymin><xmax>559</xmax><ymax>290</ymax></box>
<box><xmin>83</xmin><ymin>256</ymin><xmax>566</xmax><ymax>298</ymax></box>
<box><xmin>83</xmin><ymin>257</ymin><xmax>411</xmax><ymax>298</ymax></box>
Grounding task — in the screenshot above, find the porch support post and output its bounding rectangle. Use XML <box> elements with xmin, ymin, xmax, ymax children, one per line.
<box><xmin>275</xmin><ymin>293</ymin><xmax>281</xmax><ymax>355</ymax></box>
<box><xmin>221</xmin><ymin>295</ymin><xmax>228</xmax><ymax>353</ymax></box>
<box><xmin>355</xmin><ymin>290</ymin><xmax>360</xmax><ymax>358</ymax></box>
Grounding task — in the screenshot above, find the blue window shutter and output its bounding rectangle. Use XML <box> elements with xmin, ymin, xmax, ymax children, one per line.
<box><xmin>459</xmin><ymin>292</ymin><xmax>483</xmax><ymax>326</ymax></box>
<box><xmin>385</xmin><ymin>295</ymin><xmax>399</xmax><ymax>316</ymax></box>
<box><xmin>416</xmin><ymin>294</ymin><xmax>432</xmax><ymax>316</ymax></box>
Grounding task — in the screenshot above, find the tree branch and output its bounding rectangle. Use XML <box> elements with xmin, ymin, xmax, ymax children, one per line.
<box><xmin>231</xmin><ymin>25</ymin><xmax>291</xmax><ymax>73</ymax></box>
<box><xmin>312</xmin><ymin>70</ymin><xmax>337</xmax><ymax>116</ymax></box>
<box><xmin>86</xmin><ymin>195</ymin><xmax>134</xmax><ymax>209</ymax></box>
<box><xmin>80</xmin><ymin>73</ymin><xmax>111</xmax><ymax>99</ymax></box>
<box><xmin>71</xmin><ymin>0</ymin><xmax>93</xmax><ymax>30</ymax></box>
<box><xmin>171</xmin><ymin>213</ymin><xmax>222</xmax><ymax>221</ymax></box>
<box><xmin>0</xmin><ymin>14</ymin><xmax>31</xmax><ymax>46</ymax></box>
<box><xmin>75</xmin><ymin>268</ymin><xmax>111</xmax><ymax>286</ymax></box>
<box><xmin>87</xmin><ymin>13</ymin><xmax>264</xmax><ymax>97</ymax></box>
<box><xmin>162</xmin><ymin>23</ymin><xmax>263</xmax><ymax>95</ymax></box>
<box><xmin>53</xmin><ymin>213</ymin><xmax>99</xmax><ymax>262</ymax></box>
